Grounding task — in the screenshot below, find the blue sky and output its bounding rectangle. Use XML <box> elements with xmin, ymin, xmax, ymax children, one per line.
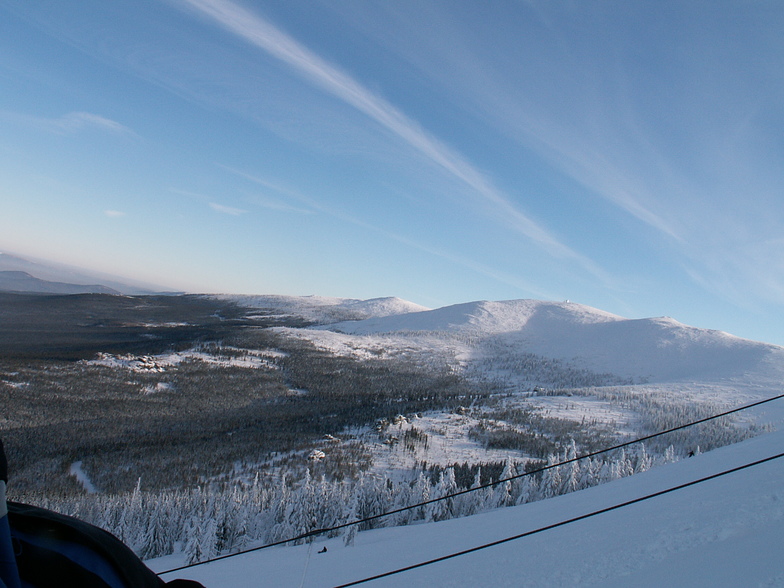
<box><xmin>1</xmin><ymin>0</ymin><xmax>783</xmax><ymax>345</ymax></box>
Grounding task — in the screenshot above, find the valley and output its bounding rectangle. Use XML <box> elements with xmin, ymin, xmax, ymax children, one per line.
<box><xmin>1</xmin><ymin>292</ymin><xmax>781</xmax><ymax>564</ymax></box>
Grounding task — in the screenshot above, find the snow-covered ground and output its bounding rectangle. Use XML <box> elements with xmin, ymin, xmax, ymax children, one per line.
<box><xmin>84</xmin><ymin>347</ymin><xmax>284</xmax><ymax>372</ymax></box>
<box><xmin>152</xmin><ymin>424</ymin><xmax>784</xmax><ymax>587</ymax></box>
<box><xmin>349</xmin><ymin>411</ymin><xmax>522</xmax><ymax>475</ymax></box>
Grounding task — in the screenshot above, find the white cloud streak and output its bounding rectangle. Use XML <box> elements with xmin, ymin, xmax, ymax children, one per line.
<box><xmin>208</xmin><ymin>202</ymin><xmax>247</xmax><ymax>216</ymax></box>
<box><xmin>4</xmin><ymin>110</ymin><xmax>137</xmax><ymax>136</ymax></box>
<box><xmin>176</xmin><ymin>0</ymin><xmax>606</xmax><ymax>279</ymax></box>
<box><xmin>58</xmin><ymin>112</ymin><xmax>135</xmax><ymax>135</ymax></box>
<box><xmin>342</xmin><ymin>5</ymin><xmax>682</xmax><ymax>242</ymax></box>
<box><xmin>171</xmin><ymin>188</ymin><xmax>249</xmax><ymax>216</ymax></box>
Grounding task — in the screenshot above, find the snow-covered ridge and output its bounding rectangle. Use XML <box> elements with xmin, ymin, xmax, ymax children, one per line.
<box><xmin>317</xmin><ymin>299</ymin><xmax>784</xmax><ymax>384</ymax></box>
<box><xmin>322</xmin><ymin>299</ymin><xmax>623</xmax><ymax>335</ymax></box>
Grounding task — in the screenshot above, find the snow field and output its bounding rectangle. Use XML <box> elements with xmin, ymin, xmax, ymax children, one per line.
<box><xmin>352</xmin><ymin>412</ymin><xmax>523</xmax><ymax>477</ymax></box>
<box><xmin>85</xmin><ymin>347</ymin><xmax>284</xmax><ymax>373</ymax></box>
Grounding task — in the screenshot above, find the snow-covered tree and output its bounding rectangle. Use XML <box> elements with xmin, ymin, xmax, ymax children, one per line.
<box><xmin>541</xmin><ymin>454</ymin><xmax>562</xmax><ymax>499</ymax></box>
<box><xmin>427</xmin><ymin>468</ymin><xmax>458</xmax><ymax>522</ymax></box>
<box><xmin>492</xmin><ymin>459</ymin><xmax>516</xmax><ymax>508</ymax></box>
<box><xmin>560</xmin><ymin>441</ymin><xmax>580</xmax><ymax>495</ymax></box>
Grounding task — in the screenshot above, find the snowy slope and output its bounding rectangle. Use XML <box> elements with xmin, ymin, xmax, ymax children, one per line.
<box><xmin>321</xmin><ymin>299</ymin><xmax>784</xmax><ymax>384</ymax></box>
<box><xmin>153</xmin><ymin>426</ymin><xmax>784</xmax><ymax>587</ymax></box>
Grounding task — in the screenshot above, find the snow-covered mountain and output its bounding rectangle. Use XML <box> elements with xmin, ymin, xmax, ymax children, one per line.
<box><xmin>324</xmin><ymin>299</ymin><xmax>621</xmax><ymax>335</ymax></box>
<box><xmin>319</xmin><ymin>299</ymin><xmax>784</xmax><ymax>385</ymax></box>
<box><xmin>152</xmin><ymin>425</ymin><xmax>784</xmax><ymax>587</ymax></box>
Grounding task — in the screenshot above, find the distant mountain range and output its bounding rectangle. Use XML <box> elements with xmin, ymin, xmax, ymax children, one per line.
<box><xmin>0</xmin><ymin>252</ymin><xmax>167</xmax><ymax>295</ymax></box>
<box><xmin>0</xmin><ymin>271</ymin><xmax>121</xmax><ymax>295</ymax></box>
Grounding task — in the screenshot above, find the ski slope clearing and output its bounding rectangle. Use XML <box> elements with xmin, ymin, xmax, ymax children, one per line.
<box><xmin>153</xmin><ymin>426</ymin><xmax>784</xmax><ymax>587</ymax></box>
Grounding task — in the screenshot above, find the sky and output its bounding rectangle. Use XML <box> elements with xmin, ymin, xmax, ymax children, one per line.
<box><xmin>1</xmin><ymin>1</ymin><xmax>783</xmax><ymax>346</ymax></box>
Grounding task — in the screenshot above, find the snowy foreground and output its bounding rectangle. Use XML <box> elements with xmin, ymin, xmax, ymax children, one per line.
<box><xmin>152</xmin><ymin>425</ymin><xmax>784</xmax><ymax>587</ymax></box>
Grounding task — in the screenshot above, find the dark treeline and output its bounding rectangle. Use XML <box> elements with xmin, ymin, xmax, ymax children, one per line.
<box><xmin>0</xmin><ymin>293</ymin><xmax>252</xmax><ymax>360</ymax></box>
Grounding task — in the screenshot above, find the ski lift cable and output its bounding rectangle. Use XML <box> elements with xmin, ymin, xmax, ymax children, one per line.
<box><xmin>333</xmin><ymin>451</ymin><xmax>784</xmax><ymax>587</ymax></box>
<box><xmin>158</xmin><ymin>391</ymin><xmax>784</xmax><ymax>576</ymax></box>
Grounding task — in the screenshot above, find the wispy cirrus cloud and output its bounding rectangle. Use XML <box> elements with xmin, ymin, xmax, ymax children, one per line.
<box><xmin>54</xmin><ymin>112</ymin><xmax>135</xmax><ymax>135</ymax></box>
<box><xmin>243</xmin><ymin>195</ymin><xmax>313</xmax><ymax>215</ymax></box>
<box><xmin>3</xmin><ymin>110</ymin><xmax>137</xmax><ymax>137</ymax></box>
<box><xmin>176</xmin><ymin>0</ymin><xmax>607</xmax><ymax>281</ymax></box>
<box><xmin>170</xmin><ymin>188</ymin><xmax>248</xmax><ymax>216</ymax></box>
<box><xmin>344</xmin><ymin>5</ymin><xmax>683</xmax><ymax>242</ymax></box>
<box><xmin>104</xmin><ymin>210</ymin><xmax>126</xmax><ymax>218</ymax></box>
<box><xmin>209</xmin><ymin>201</ymin><xmax>247</xmax><ymax>216</ymax></box>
